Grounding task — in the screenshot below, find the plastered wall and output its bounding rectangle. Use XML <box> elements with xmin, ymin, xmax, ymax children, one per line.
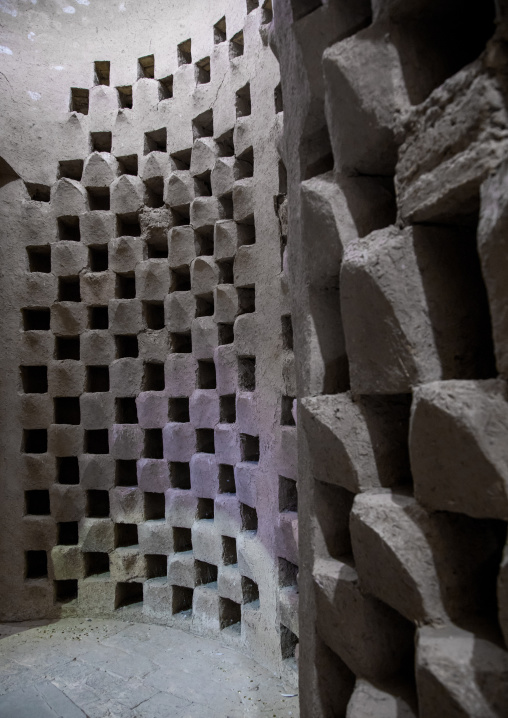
<box><xmin>0</xmin><ymin>0</ymin><xmax>298</xmax><ymax>683</ymax></box>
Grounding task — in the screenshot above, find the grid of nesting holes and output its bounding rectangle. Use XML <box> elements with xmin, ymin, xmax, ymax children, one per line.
<box><xmin>18</xmin><ymin>7</ymin><xmax>292</xmax><ymax>638</ymax></box>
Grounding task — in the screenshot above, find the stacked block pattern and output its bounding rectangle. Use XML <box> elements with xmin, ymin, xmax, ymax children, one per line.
<box><xmin>12</xmin><ymin>0</ymin><xmax>296</xmax><ymax>680</ymax></box>
<box><xmin>274</xmin><ymin>0</ymin><xmax>508</xmax><ymax>715</ymax></box>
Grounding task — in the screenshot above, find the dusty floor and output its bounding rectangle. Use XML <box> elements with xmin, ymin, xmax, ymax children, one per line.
<box><xmin>0</xmin><ymin>619</ymin><xmax>299</xmax><ymax>717</ymax></box>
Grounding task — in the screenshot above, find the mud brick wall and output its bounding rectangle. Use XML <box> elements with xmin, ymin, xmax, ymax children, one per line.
<box><xmin>273</xmin><ymin>0</ymin><xmax>508</xmax><ymax>715</ymax></box>
<box><xmin>0</xmin><ymin>0</ymin><xmax>297</xmax><ymax>681</ymax></box>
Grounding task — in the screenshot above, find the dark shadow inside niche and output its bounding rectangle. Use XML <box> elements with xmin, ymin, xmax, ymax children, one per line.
<box><xmin>89</xmin><ymin>304</ymin><xmax>109</xmax><ymax>329</ymax></box>
<box><xmin>144</xmin><ymin>492</ymin><xmax>165</xmax><ymax>520</ymax></box>
<box><xmin>117</xmin><ymin>212</ymin><xmax>141</xmax><ymax>237</ymax></box>
<box><xmin>240</xmin><ymin>433</ymin><xmax>259</xmax><ymax>462</ymax></box>
<box><xmin>57</xmin><ymin>456</ymin><xmax>79</xmax><ymax>485</ymax></box>
<box><xmin>222</xmin><ymin>535</ymin><xmax>237</xmax><ymax>564</ymax></box>
<box><xmin>241</xmin><ymin>502</ymin><xmax>258</xmax><ymax>531</ymax></box>
<box><xmin>23</xmin><ymin>307</ymin><xmax>50</xmax><ymax>331</ymax></box>
<box><xmin>196</xmin><ymin>428</ymin><xmax>215</xmax><ymax>454</ymax></box>
<box><xmin>173</xmin><ymin>526</ymin><xmax>192</xmax><ymax>553</ymax></box>
<box><xmin>314</xmin><ymin>480</ymin><xmax>354</xmax><ymax>561</ymax></box>
<box><xmin>196</xmin><ymin>57</ymin><xmax>211</xmax><ymax>85</ymax></box>
<box><xmin>193</xmin><ymin>109</ymin><xmax>214</xmax><ymax>140</ymax></box>
<box><xmin>23</xmin><ymin>429</ymin><xmax>47</xmax><ymax>454</ymax></box>
<box><xmin>138</xmin><ymin>54</ymin><xmax>154</xmax><ymax>79</ymax></box>
<box><xmin>89</xmin><ymin>245</ymin><xmax>108</xmax><ymax>272</ymax></box>
<box><xmin>219</xmin><ymin>395</ymin><xmax>236</xmax><ymax>424</ymax></box>
<box><xmin>143</xmin><ymin>362</ymin><xmax>165</xmax><ymax>391</ymax></box>
<box><xmin>218</xmin><ymin>259</ymin><xmax>234</xmax><ymax>284</ymax></box>
<box><xmin>86</xmin><ymin>490</ymin><xmax>110</xmax><ymax>518</ymax></box>
<box><xmin>262</xmin><ymin>0</ymin><xmax>273</xmax><ymax>24</ymax></box>
<box><xmin>219</xmin><ymin>464</ymin><xmax>236</xmax><ymax>494</ymax></box>
<box><xmin>385</xmin><ymin>0</ymin><xmax>496</xmax><ymax>105</ymax></box>
<box><xmin>55</xmin><ymin>579</ymin><xmax>78</xmax><ymax>603</ymax></box>
<box><xmin>144</xmin><ymin>301</ymin><xmax>165</xmax><ymax>330</ymax></box>
<box><xmin>58</xmin><ymin>159</ymin><xmax>84</xmax><ymax>181</ymax></box>
<box><xmin>90</xmin><ymin>132</ymin><xmax>112</xmax><ymax>153</ymax></box>
<box><xmin>116</xmin><ymin>397</ymin><xmax>138</xmax><ymax>424</ymax></box>
<box><xmin>116</xmin><ymin>582</ymin><xmax>143</xmax><ymax>609</ymax></box>
<box><xmin>230</xmin><ymin>31</ymin><xmax>244</xmax><ymax>59</ymax></box>
<box><xmin>116</xmin><ymin>272</ymin><xmax>136</xmax><ymax>299</ymax></box>
<box><xmin>171</xmin><ymin>267</ymin><xmax>191</xmax><ymax>291</ymax></box>
<box><xmin>198</xmin><ymin>360</ymin><xmax>216</xmax><ymax>389</ymax></box>
<box><xmin>58</xmin><ymin>276</ymin><xmax>80</xmax><ymax>302</ymax></box>
<box><xmin>218</xmin><ymin>323</ymin><xmax>234</xmax><ymax>345</ymax></box>
<box><xmin>178</xmin><ymin>39</ymin><xmax>192</xmax><ymax>66</ymax></box>
<box><xmin>25</xmin><ymin>550</ymin><xmax>47</xmax><ymax>578</ymax></box>
<box><xmin>279</xmin><ymin>557</ymin><xmax>298</xmax><ymax>588</ymax></box>
<box><xmin>85</xmin><ymin>551</ymin><xmax>110</xmax><ymax>577</ymax></box>
<box><xmin>238</xmin><ymin>356</ymin><xmax>256</xmax><ymax>391</ymax></box>
<box><xmin>94</xmin><ymin>61</ymin><xmax>110</xmax><ymax>86</ymax></box>
<box><xmin>116</xmin><ymin>459</ymin><xmax>137</xmax><ymax>486</ymax></box>
<box><xmin>21</xmin><ymin>365</ymin><xmax>48</xmax><ymax>394</ymax></box>
<box><xmin>194</xmin><ymin>170</ymin><xmax>212</xmax><ymax>197</ymax></box>
<box><xmin>241</xmin><ymin>578</ymin><xmax>259</xmax><ymax>606</ymax></box>
<box><xmin>197</xmin><ymin>497</ymin><xmax>214</xmax><ymax>519</ymax></box>
<box><xmin>172</xmin><ymin>585</ymin><xmax>193</xmax><ymax>614</ymax></box>
<box><xmin>159</xmin><ymin>75</ymin><xmax>173</xmax><ymax>100</ymax></box>
<box><xmin>220</xmin><ymin>597</ymin><xmax>241</xmax><ymax>629</ymax></box>
<box><xmin>214</xmin><ymin>17</ymin><xmax>227</xmax><ymax>44</ymax></box>
<box><xmin>301</xmin><ymin>124</ymin><xmax>334</xmax><ymax>181</ymax></box>
<box><xmin>54</xmin><ymin>396</ymin><xmax>81</xmax><ymax>424</ymax></box>
<box><xmin>170</xmin><ymin>332</ymin><xmax>192</xmax><ymax>353</ymax></box>
<box><xmin>217</xmin><ymin>129</ymin><xmax>235</xmax><ymax>158</ymax></box>
<box><xmin>281</xmin><ymin>396</ymin><xmax>296</xmax><ymax>426</ymax></box>
<box><xmin>144</xmin><ymin>128</ymin><xmax>167</xmax><ymax>154</ymax></box>
<box><xmin>58</xmin><ymin>215</ymin><xmax>80</xmax><ymax>241</ymax></box>
<box><xmin>171</xmin><ymin>148</ymin><xmax>192</xmax><ymax>170</ymax></box>
<box><xmin>115</xmin><ymin>523</ymin><xmax>138</xmax><ymax>548</ymax></box>
<box><xmin>144</xmin><ymin>176</ymin><xmax>164</xmax><ymax>208</ymax></box>
<box><xmin>236</xmin><ymin>147</ymin><xmax>253</xmax><ymax>179</ymax></box>
<box><xmin>146</xmin><ymin>554</ymin><xmax>167</xmax><ymax>578</ymax></box>
<box><xmin>55</xmin><ymin>335</ymin><xmax>80</xmax><ymax>359</ymax></box>
<box><xmin>70</xmin><ymin>87</ymin><xmax>89</xmax><ymax>114</ymax></box>
<box><xmin>236</xmin><ymin>83</ymin><xmax>251</xmax><ymax>118</ymax></box>
<box><xmin>314</xmin><ymin>635</ymin><xmax>356</xmax><ymax>716</ymax></box>
<box><xmin>170</xmin><ymin>461</ymin><xmax>191</xmax><ymax>489</ymax></box>
<box><xmin>280</xmin><ymin>625</ymin><xmax>298</xmax><ymax>661</ymax></box>
<box><xmin>196</xmin><ymin>560</ymin><xmax>217</xmax><ymax>585</ymax></box>
<box><xmin>116</xmin><ymin>154</ymin><xmax>138</xmax><ymax>176</ymax></box>
<box><xmin>169</xmin><ymin>397</ymin><xmax>190</xmax><ymax>423</ymax></box>
<box><xmin>195</xmin><ymin>228</ymin><xmax>214</xmax><ymax>256</ymax></box>
<box><xmin>291</xmin><ymin>0</ymin><xmax>322</xmax><ymax>21</ymax></box>
<box><xmin>25</xmin><ymin>182</ymin><xmax>50</xmax><ymax>202</ymax></box>
<box><xmin>115</xmin><ymin>334</ymin><xmax>138</xmax><ymax>358</ymax></box>
<box><xmin>57</xmin><ymin>521</ymin><xmax>79</xmax><ymax>545</ymax></box>
<box><xmin>117</xmin><ymin>85</ymin><xmax>132</xmax><ymax>109</ymax></box>
<box><xmin>412</xmin><ymin>219</ymin><xmax>496</xmax><ymax>381</ymax></box>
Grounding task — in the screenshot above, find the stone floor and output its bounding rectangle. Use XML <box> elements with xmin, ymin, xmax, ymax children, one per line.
<box><xmin>0</xmin><ymin>619</ymin><xmax>299</xmax><ymax>717</ymax></box>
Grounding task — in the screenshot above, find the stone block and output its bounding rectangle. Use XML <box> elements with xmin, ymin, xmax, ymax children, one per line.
<box><xmin>137</xmin><ymin>459</ymin><xmax>170</xmax><ymax>493</ymax></box>
<box><xmin>108</xmin><ymin>299</ymin><xmax>143</xmax><ymax>335</ymax></box>
<box><xmin>416</xmin><ymin>625</ymin><xmax>508</xmax><ymax>718</ymax></box>
<box><xmin>111</xmin><ymin>548</ymin><xmax>146</xmax><ymax>581</ymax></box>
<box><xmin>51</xmin><ymin>545</ymin><xmax>85</xmax><ymax>580</ymax></box>
<box><xmin>215</xmin><ymin>284</ymin><xmax>238</xmax><ymax>324</ymax></box>
<box><xmin>168</xmin><ymin>552</ymin><xmax>196</xmax><ymax>588</ymax></box>
<box><xmin>166</xmin><ymin>292</ymin><xmax>195</xmax><ymax>333</ymax></box>
<box><xmin>191</xmin><ymin>317</ymin><xmax>218</xmax><ymax>360</ymax></box>
<box><xmin>410</xmin><ymin>379</ymin><xmax>508</xmax><ymax>519</ymax></box>
<box><xmin>346</xmin><ymin>679</ymin><xmax>417</xmax><ymax>718</ymax></box>
<box><xmin>110</xmin><ymin>487</ymin><xmax>144</xmax><ymax>523</ymax></box>
<box><xmin>350</xmin><ymin>490</ymin><xmax>503</xmax><ymax>624</ymax></box>
<box><xmin>52</xmin><ymin>242</ymin><xmax>88</xmax><ymax>276</ymax></box>
<box><xmin>215</xmin><ymin>345</ymin><xmax>238</xmax><ymax>395</ymax></box>
<box><xmin>341</xmin><ymin>225</ymin><xmax>491</xmax><ymax>394</ymax></box>
<box><xmin>80</xmin><ymin>271</ymin><xmax>116</xmax><ymax>305</ymax></box>
<box><xmin>215</xmin><ymin>494</ymin><xmax>242</xmax><ymax>538</ymax></box>
<box><xmin>192</xmin><ymin>584</ymin><xmax>220</xmax><ymax>636</ymax></box>
<box><xmin>165</xmin><ymin>354</ymin><xmax>197</xmax><ymax>397</ymax></box>
<box><xmin>163</xmin><ymin>422</ymin><xmax>196</xmax><ymax>462</ymax></box>
<box><xmin>192</xmin><ymin>520</ymin><xmax>222</xmax><ymax>565</ymax></box>
<box><xmin>138</xmin><ymin>519</ymin><xmax>172</xmax><ymax>555</ymax></box>
<box><xmin>165</xmin><ymin>170</ymin><xmax>195</xmax><ymax>208</ymax></box>
<box><xmin>48</xmin><ymin>424</ymin><xmax>83</xmax><ymax>456</ymax></box>
<box><xmin>49</xmin><ymin>485</ymin><xmax>85</xmax><ymax>522</ymax></box>
<box><xmin>214</xmin><ymin>220</ymin><xmax>240</xmax><ymax>261</ymax></box>
<box><xmin>314</xmin><ymin>557</ymin><xmax>413</xmax><ymax>681</ymax></box>
<box><xmin>191</xmin><ymin>256</ymin><xmax>219</xmax><ymax>296</ymax></box>
<box><xmin>233</xmin><ymin>179</ymin><xmax>254</xmax><ymax>223</ymax></box>
<box><xmin>323</xmin><ymin>26</ymin><xmax>408</xmax><ymax>175</ymax></box>
<box><xmin>79</xmin><ymin>517</ymin><xmax>114</xmax><ymax>552</ymax></box>
<box><xmin>79</xmin><ymin>575</ymin><xmax>116</xmax><ymax>613</ymax></box>
<box><xmin>190</xmin><ymin>453</ymin><xmax>219</xmax><ymax>499</ymax></box>
<box><xmin>166</xmin><ymin>489</ymin><xmax>198</xmax><ymax>528</ymax></box>
<box><xmin>397</xmin><ymin>61</ymin><xmax>508</xmax><ymax>223</ymax></box>
<box><xmin>110</xmin><ymin>359</ymin><xmax>143</xmax><ymax>397</ymax></box>
<box><xmin>211</xmin><ymin>157</ymin><xmax>236</xmax><ymax>197</ymax></box>
<box><xmin>82</xmin><ymin>152</ymin><xmax>119</xmax><ymax>187</ymax></box>
<box><xmin>235</xmin><ymin>462</ymin><xmax>258</xmax><ymax>508</ymax></box>
<box><xmin>169</xmin><ymin>226</ymin><xmax>196</xmax><ymax>268</ymax></box>
<box><xmin>189</xmin><ymin>389</ymin><xmax>219</xmax><ymax>428</ymax></box>
<box><xmin>111</xmin><ymin>174</ymin><xmax>145</xmax><ymax>214</ymax></box>
<box><xmin>214</xmin><ymin>425</ymin><xmax>241</xmax><ymax>465</ymax></box>
<box><xmin>81</xmin><ymin>212</ymin><xmax>116</xmax><ymax>246</ymax></box>
<box><xmin>51</xmin><ymin>303</ymin><xmax>86</xmax><ymax>335</ymax></box>
<box><xmin>110</xmin><ymin>424</ymin><xmax>143</xmax><ymax>460</ymax></box>
<box><xmin>80</xmin><ymin>393</ymin><xmax>114</xmax><ymax>430</ymax></box>
<box><xmin>190</xmin><ymin>137</ymin><xmax>219</xmax><ymax>176</ymax></box>
<box><xmin>109</xmin><ymin>237</ymin><xmax>144</xmax><ymax>272</ymax></box>
<box><xmin>478</xmin><ymin>159</ymin><xmax>508</xmax><ymax>377</ymax></box>
<box><xmin>136</xmin><ymin>260</ymin><xmax>170</xmax><ymax>300</ymax></box>
<box><xmin>300</xmin><ymin>393</ymin><xmax>410</xmax><ymax>493</ymax></box>
<box><xmin>51</xmin><ymin>178</ymin><xmax>87</xmax><ymax>216</ymax></box>
<box><xmin>136</xmin><ymin>392</ymin><xmax>169</xmax><ymax>428</ymax></box>
<box><xmin>81</xmin><ymin>332</ymin><xmax>115</xmax><ymax>366</ymax></box>
<box><xmin>79</xmin><ymin>454</ymin><xmax>114</xmax><ymax>490</ymax></box>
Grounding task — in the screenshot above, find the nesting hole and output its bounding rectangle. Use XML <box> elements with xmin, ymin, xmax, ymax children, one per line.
<box><xmin>144</xmin><ymin>429</ymin><xmax>164</xmax><ymax>459</ymax></box>
<box><xmin>21</xmin><ymin>366</ymin><xmax>47</xmax><ymax>394</ymax></box>
<box><xmin>196</xmin><ymin>428</ymin><xmax>215</xmax><ymax>454</ymax></box>
<box><xmin>238</xmin><ymin>356</ymin><xmax>256</xmax><ymax>391</ymax></box>
<box><xmin>214</xmin><ymin>17</ymin><xmax>227</xmax><ymax>44</ymax></box>
<box><xmin>143</xmin><ymin>362</ymin><xmax>165</xmax><ymax>391</ymax></box>
<box><xmin>170</xmin><ymin>462</ymin><xmax>191</xmax><ymax>489</ymax></box>
<box><xmin>58</xmin><ymin>216</ymin><xmax>80</xmax><ymax>241</ymax></box>
<box><xmin>89</xmin><ymin>245</ymin><xmax>108</xmax><ymax>272</ymax></box>
<box><xmin>23</xmin><ymin>429</ymin><xmax>47</xmax><ymax>454</ymax></box>
<box><xmin>117</xmin><ymin>86</ymin><xmax>133</xmax><ymax>109</ymax></box>
<box><xmin>86</xmin><ymin>366</ymin><xmax>110</xmax><ymax>392</ymax></box>
<box><xmin>173</xmin><ymin>526</ymin><xmax>192</xmax><ymax>552</ymax></box>
<box><xmin>138</xmin><ymin>54</ymin><xmax>154</xmax><ymax>79</ymax></box>
<box><xmin>222</xmin><ymin>535</ymin><xmax>237</xmax><ymax>564</ymax></box>
<box><xmin>144</xmin><ymin>128</ymin><xmax>167</xmax><ymax>154</ymax></box>
<box><xmin>25</xmin><ymin>490</ymin><xmax>50</xmax><ymax>515</ymax></box>
<box><xmin>57</xmin><ymin>457</ymin><xmax>79</xmax><ymax>485</ymax></box>
<box><xmin>90</xmin><ymin>132</ymin><xmax>112</xmax><ymax>153</ymax></box>
<box><xmin>178</xmin><ymin>39</ymin><xmax>192</xmax><ymax>66</ymax></box>
<box><xmin>116</xmin><ymin>459</ymin><xmax>137</xmax><ymax>487</ymax></box>
<box><xmin>55</xmin><ymin>336</ymin><xmax>80</xmax><ymax>360</ymax></box>
<box><xmin>219</xmin><ymin>464</ymin><xmax>236</xmax><ymax>494</ymax></box>
<box><xmin>85</xmin><ymin>429</ymin><xmax>109</xmax><ymax>454</ymax></box>
<box><xmin>22</xmin><ymin>308</ymin><xmax>50</xmax><ymax>331</ymax></box>
<box><xmin>54</xmin><ymin>397</ymin><xmax>81</xmax><ymax>425</ymax></box>
<box><xmin>94</xmin><ymin>61</ymin><xmax>110</xmax><ymax>85</ymax></box>
<box><xmin>116</xmin><ymin>397</ymin><xmax>138</xmax><ymax>424</ymax></box>
<box><xmin>115</xmin><ymin>335</ymin><xmax>138</xmax><ymax>358</ymax></box>
<box><xmin>89</xmin><ymin>306</ymin><xmax>109</xmax><ymax>329</ymax></box>
<box><xmin>169</xmin><ymin>397</ymin><xmax>190</xmax><ymax>423</ymax></box>
<box><xmin>70</xmin><ymin>88</ymin><xmax>89</xmax><ymax>114</ymax></box>
<box><xmin>86</xmin><ymin>489</ymin><xmax>110</xmax><ymax>518</ymax></box>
